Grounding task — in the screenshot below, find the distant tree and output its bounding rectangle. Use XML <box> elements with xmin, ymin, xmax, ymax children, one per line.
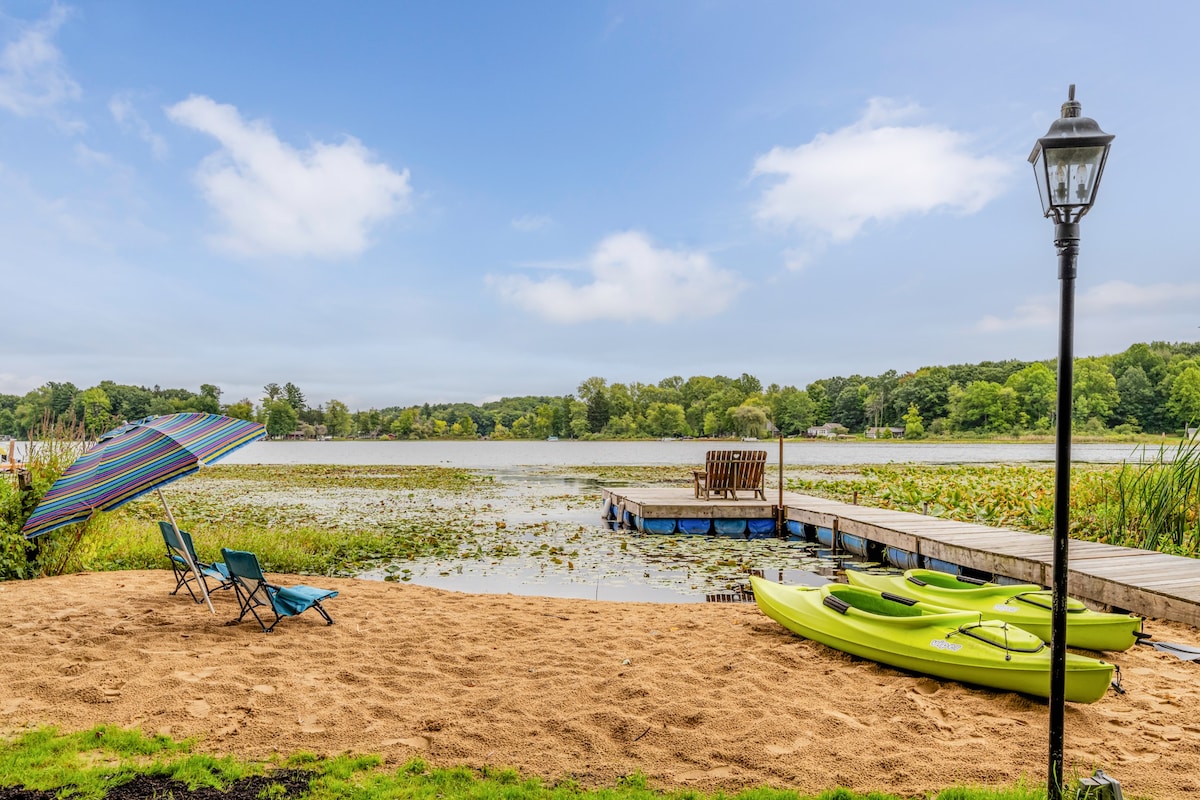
<box><xmin>1072</xmin><ymin>358</ymin><xmax>1119</xmax><ymax>425</ymax></box>
<box><xmin>831</xmin><ymin>385</ymin><xmax>866</xmax><ymax>431</ymax></box>
<box><xmin>1005</xmin><ymin>363</ymin><xmax>1056</xmax><ymax>427</ymax></box>
<box><xmin>263</xmin><ymin>383</ymin><xmax>282</xmax><ymax>402</ymax></box>
<box><xmin>224</xmin><ymin>398</ymin><xmax>255</xmax><ymax>421</ymax></box>
<box><xmin>645</xmin><ymin>402</ymin><xmax>688</xmax><ymax>437</ymax></box>
<box><xmin>265</xmin><ymin>399</ymin><xmax>298</xmax><ymax>438</ymax></box>
<box><xmin>1166</xmin><ymin>366</ymin><xmax>1200</xmax><ymax>427</ymax></box>
<box><xmin>325</xmin><ymin>399</ymin><xmax>352</xmax><ymax>437</ymax></box>
<box><xmin>948</xmin><ymin>381</ymin><xmax>1018</xmax><ymax>432</ymax></box>
<box><xmin>891</xmin><ymin>367</ymin><xmax>952</xmax><ymax>424</ymax></box>
<box><xmin>730</xmin><ymin>404</ymin><xmax>769</xmax><ymax>438</ymax></box>
<box><xmin>283</xmin><ymin>382</ymin><xmax>306</xmax><ymax>412</ymax></box>
<box><xmin>902</xmin><ymin>403</ymin><xmax>925</xmax><ymax>439</ymax></box>
<box><xmin>451</xmin><ymin>414</ymin><xmax>478</xmax><ymax>438</ymax></box>
<box><xmin>76</xmin><ymin>387</ymin><xmax>112</xmax><ymax>437</ymax></box>
<box><xmin>769</xmin><ymin>386</ymin><xmax>816</xmax><ymax>436</ymax></box>
<box><xmin>1114</xmin><ymin>366</ymin><xmax>1156</xmax><ymax>429</ymax></box>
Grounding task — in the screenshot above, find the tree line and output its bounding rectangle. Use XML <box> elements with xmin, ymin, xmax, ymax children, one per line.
<box><xmin>2</xmin><ymin>341</ymin><xmax>1199</xmax><ymax>442</ymax></box>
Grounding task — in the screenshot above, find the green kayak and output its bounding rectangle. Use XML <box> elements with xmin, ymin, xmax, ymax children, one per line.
<box><xmin>845</xmin><ymin>568</ymin><xmax>1142</xmax><ymax>651</ymax></box>
<box><xmin>749</xmin><ymin>577</ymin><xmax>1115</xmax><ymax>703</ymax></box>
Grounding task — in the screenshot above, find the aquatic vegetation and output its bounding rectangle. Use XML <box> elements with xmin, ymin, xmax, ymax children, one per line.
<box><xmin>785</xmin><ymin>457</ymin><xmax>1199</xmax><ymax>556</ymax></box>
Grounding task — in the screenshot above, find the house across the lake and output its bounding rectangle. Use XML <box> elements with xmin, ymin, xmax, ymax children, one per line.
<box><xmin>807</xmin><ymin>422</ymin><xmax>848</xmax><ymax>438</ymax></box>
<box><xmin>865</xmin><ymin>426</ymin><xmax>905</xmax><ymax>439</ymax></box>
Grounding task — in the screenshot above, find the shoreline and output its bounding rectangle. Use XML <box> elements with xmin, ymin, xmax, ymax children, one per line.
<box><xmin>3</xmin><ymin>570</ymin><xmax>1199</xmax><ymax>798</ymax></box>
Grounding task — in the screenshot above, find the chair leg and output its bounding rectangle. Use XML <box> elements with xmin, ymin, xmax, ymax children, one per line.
<box><xmin>312</xmin><ymin>601</ymin><xmax>335</xmax><ymax>626</ymax></box>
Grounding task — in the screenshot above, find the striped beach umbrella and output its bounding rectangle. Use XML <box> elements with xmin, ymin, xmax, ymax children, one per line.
<box><xmin>21</xmin><ymin>413</ymin><xmax>265</xmax><ymax>610</ymax></box>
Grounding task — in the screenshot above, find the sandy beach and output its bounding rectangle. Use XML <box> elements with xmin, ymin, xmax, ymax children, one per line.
<box><xmin>2</xmin><ymin>570</ymin><xmax>1199</xmax><ymax>798</ymax></box>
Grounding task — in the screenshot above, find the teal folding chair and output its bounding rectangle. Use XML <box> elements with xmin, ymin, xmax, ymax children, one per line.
<box><xmin>158</xmin><ymin>521</ymin><xmax>233</xmax><ymax>603</ymax></box>
<box><xmin>220</xmin><ymin>547</ymin><xmax>337</xmax><ymax>633</ymax></box>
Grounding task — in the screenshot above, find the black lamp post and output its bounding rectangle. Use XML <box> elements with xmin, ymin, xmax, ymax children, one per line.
<box><xmin>1028</xmin><ymin>85</ymin><xmax>1113</xmax><ymax>800</ymax></box>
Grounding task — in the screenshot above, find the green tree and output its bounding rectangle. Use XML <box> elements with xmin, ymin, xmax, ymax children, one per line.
<box><xmin>1166</xmin><ymin>366</ymin><xmax>1200</xmax><ymax>427</ymax></box>
<box><xmin>730</xmin><ymin>404</ymin><xmax>769</xmax><ymax>438</ymax></box>
<box><xmin>902</xmin><ymin>403</ymin><xmax>925</xmax><ymax>439</ymax></box>
<box><xmin>948</xmin><ymin>381</ymin><xmax>1018</xmax><ymax>432</ymax></box>
<box><xmin>831</xmin><ymin>384</ymin><xmax>866</xmax><ymax>431</ymax></box>
<box><xmin>265</xmin><ymin>400</ymin><xmax>298</xmax><ymax>438</ymax></box>
<box><xmin>892</xmin><ymin>367</ymin><xmax>952</xmax><ymax>424</ymax></box>
<box><xmin>1072</xmin><ymin>358</ymin><xmax>1119</xmax><ymax>426</ymax></box>
<box><xmin>325</xmin><ymin>400</ymin><xmax>352</xmax><ymax>437</ymax></box>
<box><xmin>1114</xmin><ymin>366</ymin><xmax>1155</xmax><ymax>429</ymax></box>
<box><xmin>224</xmin><ymin>398</ymin><xmax>255</xmax><ymax>421</ymax></box>
<box><xmin>76</xmin><ymin>387</ymin><xmax>112</xmax><ymax>437</ymax></box>
<box><xmin>283</xmin><ymin>382</ymin><xmax>306</xmax><ymax>412</ymax></box>
<box><xmin>769</xmin><ymin>386</ymin><xmax>816</xmax><ymax>436</ymax></box>
<box><xmin>645</xmin><ymin>402</ymin><xmax>688</xmax><ymax>437</ymax></box>
<box><xmin>451</xmin><ymin>414</ymin><xmax>478</xmax><ymax>438</ymax></box>
<box><xmin>577</xmin><ymin>377</ymin><xmax>612</xmax><ymax>433</ymax></box>
<box><xmin>1005</xmin><ymin>362</ymin><xmax>1056</xmax><ymax>427</ymax></box>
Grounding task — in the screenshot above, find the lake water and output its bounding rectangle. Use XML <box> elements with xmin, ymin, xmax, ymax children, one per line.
<box><xmin>219</xmin><ymin>438</ymin><xmax>1158</xmax><ymax>467</ymax></box>
<box><xmin>213</xmin><ymin>439</ymin><xmax>1161</xmax><ymax>603</ymax></box>
<box><xmin>15</xmin><ymin>437</ymin><xmax>1165</xmax><ymax>602</ymax></box>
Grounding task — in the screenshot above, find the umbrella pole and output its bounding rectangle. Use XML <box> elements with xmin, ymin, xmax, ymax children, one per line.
<box><xmin>159</xmin><ymin>488</ymin><xmax>215</xmax><ymax>614</ymax></box>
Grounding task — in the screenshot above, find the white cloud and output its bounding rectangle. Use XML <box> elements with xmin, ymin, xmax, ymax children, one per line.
<box><xmin>753</xmin><ymin>98</ymin><xmax>1011</xmax><ymax>266</ymax></box>
<box><xmin>512</xmin><ymin>213</ymin><xmax>553</xmax><ymax>233</ymax></box>
<box><xmin>488</xmin><ymin>231</ymin><xmax>743</xmax><ymax>323</ymax></box>
<box><xmin>0</xmin><ymin>3</ymin><xmax>81</xmax><ymax>120</ymax></box>
<box><xmin>165</xmin><ymin>95</ymin><xmax>412</xmax><ymax>259</ymax></box>
<box><xmin>978</xmin><ymin>280</ymin><xmax>1200</xmax><ymax>332</ymax></box>
<box><xmin>110</xmin><ymin>94</ymin><xmax>167</xmax><ymax>159</ymax></box>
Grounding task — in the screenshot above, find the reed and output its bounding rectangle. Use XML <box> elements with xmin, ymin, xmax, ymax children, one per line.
<box><xmin>1087</xmin><ymin>439</ymin><xmax>1200</xmax><ymax>554</ymax></box>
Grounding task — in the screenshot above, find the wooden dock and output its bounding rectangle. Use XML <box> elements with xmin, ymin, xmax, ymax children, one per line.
<box><xmin>601</xmin><ymin>487</ymin><xmax>1200</xmax><ymax>628</ymax></box>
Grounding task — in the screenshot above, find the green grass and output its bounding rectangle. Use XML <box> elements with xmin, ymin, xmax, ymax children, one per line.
<box><xmin>0</xmin><ymin>726</ymin><xmax>1073</xmax><ymax>800</ymax></box>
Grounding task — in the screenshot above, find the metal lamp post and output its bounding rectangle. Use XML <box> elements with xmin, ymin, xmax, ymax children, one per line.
<box><xmin>1028</xmin><ymin>85</ymin><xmax>1114</xmax><ymax>800</ymax></box>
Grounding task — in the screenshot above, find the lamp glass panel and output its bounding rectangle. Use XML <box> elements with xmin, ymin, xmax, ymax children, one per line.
<box><xmin>1044</xmin><ymin>145</ymin><xmax>1106</xmax><ymax>208</ymax></box>
<box><xmin>1031</xmin><ymin>147</ymin><xmax>1051</xmax><ymax>216</ymax></box>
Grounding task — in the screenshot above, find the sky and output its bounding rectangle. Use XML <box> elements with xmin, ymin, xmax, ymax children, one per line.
<box><xmin>1</xmin><ymin>1</ymin><xmax>1198</xmax><ymax>411</ymax></box>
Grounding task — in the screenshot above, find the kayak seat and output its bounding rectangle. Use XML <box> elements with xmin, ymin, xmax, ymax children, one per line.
<box><xmin>827</xmin><ymin>586</ymin><xmax>926</xmax><ymax>617</ymax></box>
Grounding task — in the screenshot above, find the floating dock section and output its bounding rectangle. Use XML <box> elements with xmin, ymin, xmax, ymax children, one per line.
<box><xmin>601</xmin><ymin>487</ymin><xmax>1200</xmax><ymax>628</ymax></box>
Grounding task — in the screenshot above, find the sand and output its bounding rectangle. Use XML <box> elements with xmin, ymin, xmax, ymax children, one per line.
<box><xmin>2</xmin><ymin>571</ymin><xmax>1199</xmax><ymax>798</ymax></box>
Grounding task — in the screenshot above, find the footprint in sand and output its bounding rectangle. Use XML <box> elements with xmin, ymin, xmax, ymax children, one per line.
<box><xmin>187</xmin><ymin>699</ymin><xmax>211</xmax><ymax>718</ymax></box>
<box><xmin>765</xmin><ymin>737</ymin><xmax>808</xmax><ymax>755</ymax></box>
<box><xmin>297</xmin><ymin>715</ymin><xmax>325</xmax><ymax>734</ymax></box>
<box><xmin>251</xmin><ymin>684</ymin><xmax>275</xmax><ymax>694</ymax></box>
<box><xmin>174</xmin><ymin>668</ymin><xmax>217</xmax><ymax>683</ymax></box>
<box><xmin>677</xmin><ymin>766</ymin><xmax>733</xmax><ymax>781</ymax></box>
<box><xmin>1</xmin><ymin>698</ymin><xmax>25</xmax><ymax>715</ymax></box>
<box><xmin>384</xmin><ymin>735</ymin><xmax>432</xmax><ymax>750</ymax></box>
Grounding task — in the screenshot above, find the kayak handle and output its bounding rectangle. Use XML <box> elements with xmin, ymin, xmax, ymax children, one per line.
<box><xmin>823</xmin><ymin>594</ymin><xmax>851</xmax><ymax>615</ymax></box>
<box><xmin>881</xmin><ymin>591</ymin><xmax>918</xmax><ymax>606</ymax></box>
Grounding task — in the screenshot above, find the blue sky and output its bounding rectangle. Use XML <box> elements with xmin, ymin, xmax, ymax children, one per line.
<box><xmin>2</xmin><ymin>1</ymin><xmax>1198</xmax><ymax>410</ymax></box>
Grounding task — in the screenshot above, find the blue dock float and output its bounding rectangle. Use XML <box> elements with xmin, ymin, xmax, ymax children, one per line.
<box><xmin>713</xmin><ymin>519</ymin><xmax>748</xmax><ymax>537</ymax></box>
<box><xmin>677</xmin><ymin>518</ymin><xmax>713</xmax><ymax>535</ymax></box>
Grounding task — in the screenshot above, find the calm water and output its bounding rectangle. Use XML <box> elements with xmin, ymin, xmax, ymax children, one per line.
<box><xmin>219</xmin><ymin>439</ymin><xmax>1154</xmax><ymax>467</ymax></box>
<box><xmin>13</xmin><ymin>437</ymin><xmax>1160</xmax><ymax>602</ymax></box>
<box><xmin>213</xmin><ymin>438</ymin><xmax>1157</xmax><ymax>603</ymax></box>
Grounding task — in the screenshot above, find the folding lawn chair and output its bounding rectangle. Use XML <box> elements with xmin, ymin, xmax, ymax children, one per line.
<box><xmin>220</xmin><ymin>547</ymin><xmax>337</xmax><ymax>633</ymax></box>
<box><xmin>158</xmin><ymin>521</ymin><xmax>234</xmax><ymax>603</ymax></box>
